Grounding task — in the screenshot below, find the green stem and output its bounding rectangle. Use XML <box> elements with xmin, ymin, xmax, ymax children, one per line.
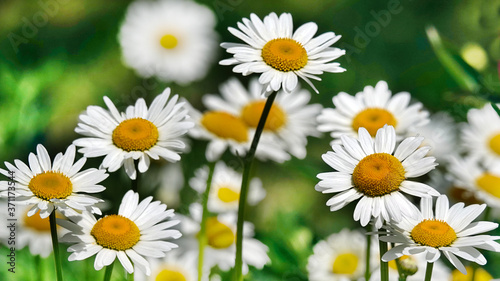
<box><xmin>197</xmin><ymin>161</ymin><xmax>216</xmax><ymax>281</ymax></box>
<box><xmin>379</xmin><ymin>229</ymin><xmax>389</xmax><ymax>281</ymax></box>
<box><xmin>34</xmin><ymin>255</ymin><xmax>43</xmax><ymax>281</ymax></box>
<box><xmin>132</xmin><ymin>160</ymin><xmax>141</xmax><ymax>193</ymax></box>
<box><xmin>365</xmin><ymin>226</ymin><xmax>372</xmax><ymax>281</ymax></box>
<box><xmin>49</xmin><ymin>210</ymin><xmax>63</xmax><ymax>281</ymax></box>
<box><xmin>234</xmin><ymin>91</ymin><xmax>278</xmax><ymax>281</ymax></box>
<box><xmin>103</xmin><ymin>262</ymin><xmax>114</xmax><ymax>281</ymax></box>
<box><xmin>395</xmin><ymin>258</ymin><xmax>407</xmax><ymax>281</ymax></box>
<box><xmin>424</xmin><ymin>262</ymin><xmax>434</xmax><ymax>281</ymax></box>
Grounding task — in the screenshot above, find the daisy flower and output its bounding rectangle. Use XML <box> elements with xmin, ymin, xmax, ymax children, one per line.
<box><xmin>203</xmin><ymin>77</ymin><xmax>322</xmax><ymax>159</ymax></box>
<box><xmin>381</xmin><ymin>195</ymin><xmax>500</xmax><ymax>274</ymax></box>
<box><xmin>450</xmin><ymin>266</ymin><xmax>493</xmax><ymax>281</ymax></box>
<box><xmin>317</xmin><ymin>81</ymin><xmax>429</xmax><ymax>144</ymax></box>
<box><xmin>0</xmin><ymin>144</ymin><xmax>108</xmax><ymax>218</ymax></box>
<box><xmin>179</xmin><ymin>204</ymin><xmax>270</xmax><ymax>274</ymax></box>
<box><xmin>185</xmin><ymin>100</ymin><xmax>290</xmax><ymax>162</ymax></box>
<box><xmin>73</xmin><ymin>88</ymin><xmax>193</xmax><ymax>179</ymax></box>
<box><xmin>307</xmin><ymin>228</ymin><xmax>378</xmax><ymax>281</ymax></box>
<box><xmin>59</xmin><ymin>190</ymin><xmax>181</xmax><ymax>275</ymax></box>
<box><xmin>220</xmin><ymin>12</ymin><xmax>346</xmax><ymax>95</ymax></box>
<box><xmin>315</xmin><ymin>125</ymin><xmax>439</xmax><ymax>228</ymax></box>
<box><xmin>189</xmin><ymin>161</ymin><xmax>265</xmax><ymax>213</ymax></box>
<box><xmin>119</xmin><ymin>0</ymin><xmax>218</xmax><ymax>84</ymax></box>
<box><xmin>134</xmin><ymin>251</ymin><xmax>205</xmax><ymax>281</ymax></box>
<box><xmin>447</xmin><ymin>155</ymin><xmax>500</xmax><ymax>208</ymax></box>
<box><xmin>461</xmin><ymin>103</ymin><xmax>500</xmax><ymax>166</ymax></box>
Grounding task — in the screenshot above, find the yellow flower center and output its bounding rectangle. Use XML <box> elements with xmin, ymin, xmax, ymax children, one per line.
<box><xmin>241</xmin><ymin>101</ymin><xmax>287</xmax><ymax>132</ymax></box>
<box><xmin>28</xmin><ymin>171</ymin><xmax>73</xmax><ymax>201</ymax></box>
<box><xmin>352</xmin><ymin>153</ymin><xmax>405</xmax><ymax>197</ymax></box>
<box><xmin>411</xmin><ymin>219</ymin><xmax>457</xmax><ymax>248</ymax></box>
<box><xmin>112</xmin><ymin>118</ymin><xmax>159</xmax><ymax>152</ymax></box>
<box><xmin>155</xmin><ymin>268</ymin><xmax>187</xmax><ymax>281</ymax></box>
<box><xmin>476</xmin><ymin>173</ymin><xmax>500</xmax><ymax>199</ymax></box>
<box><xmin>332</xmin><ymin>253</ymin><xmax>359</xmax><ymax>275</ymax></box>
<box><xmin>451</xmin><ymin>266</ymin><xmax>492</xmax><ymax>281</ymax></box>
<box><xmin>23</xmin><ymin>210</ymin><xmax>51</xmax><ymax>232</ymax></box>
<box><xmin>200</xmin><ymin>111</ymin><xmax>249</xmax><ymax>142</ymax></box>
<box><xmin>261</xmin><ymin>38</ymin><xmax>308</xmax><ymax>72</ymax></box>
<box><xmin>205</xmin><ymin>217</ymin><xmax>234</xmax><ymax>249</ymax></box>
<box><xmin>352</xmin><ymin>108</ymin><xmax>397</xmax><ymax>137</ymax></box>
<box><xmin>217</xmin><ymin>186</ymin><xmax>240</xmax><ymax>203</ymax></box>
<box><xmin>160</xmin><ymin>34</ymin><xmax>178</xmax><ymax>49</ymax></box>
<box><xmin>488</xmin><ymin>133</ymin><xmax>500</xmax><ymax>156</ymax></box>
<box><xmin>91</xmin><ymin>215</ymin><xmax>140</xmax><ymax>251</ymax></box>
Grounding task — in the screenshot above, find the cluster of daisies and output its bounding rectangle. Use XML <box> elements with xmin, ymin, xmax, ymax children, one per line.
<box><xmin>1</xmin><ymin>0</ymin><xmax>500</xmax><ymax>280</ymax></box>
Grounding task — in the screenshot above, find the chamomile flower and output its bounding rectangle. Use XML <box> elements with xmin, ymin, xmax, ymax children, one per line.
<box><xmin>307</xmin><ymin>229</ymin><xmax>377</xmax><ymax>281</ymax></box>
<box><xmin>447</xmin><ymin>155</ymin><xmax>500</xmax><ymax>208</ymax></box>
<box><xmin>317</xmin><ymin>81</ymin><xmax>429</xmax><ymax>144</ymax></box>
<box><xmin>0</xmin><ymin>144</ymin><xmax>108</xmax><ymax>218</ymax></box>
<box><xmin>134</xmin><ymin>251</ymin><xmax>204</xmax><ymax>281</ymax></box>
<box><xmin>59</xmin><ymin>190</ymin><xmax>181</xmax><ymax>275</ymax></box>
<box><xmin>315</xmin><ymin>125</ymin><xmax>439</xmax><ymax>229</ymax></box>
<box><xmin>189</xmin><ymin>161</ymin><xmax>265</xmax><ymax>213</ymax></box>
<box><xmin>179</xmin><ymin>204</ymin><xmax>270</xmax><ymax>274</ymax></box>
<box><xmin>450</xmin><ymin>266</ymin><xmax>493</xmax><ymax>281</ymax></box>
<box><xmin>203</xmin><ymin>78</ymin><xmax>322</xmax><ymax>159</ymax></box>
<box><xmin>119</xmin><ymin>0</ymin><xmax>218</xmax><ymax>84</ymax></box>
<box><xmin>461</xmin><ymin>103</ymin><xmax>500</xmax><ymax>166</ymax></box>
<box><xmin>220</xmin><ymin>12</ymin><xmax>345</xmax><ymax>95</ymax></box>
<box><xmin>185</xmin><ymin>100</ymin><xmax>290</xmax><ymax>162</ymax></box>
<box><xmin>381</xmin><ymin>195</ymin><xmax>500</xmax><ymax>274</ymax></box>
<box><xmin>73</xmin><ymin>88</ymin><xmax>193</xmax><ymax>179</ymax></box>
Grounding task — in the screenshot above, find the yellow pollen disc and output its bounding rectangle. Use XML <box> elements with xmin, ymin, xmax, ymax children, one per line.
<box><xmin>23</xmin><ymin>210</ymin><xmax>51</xmax><ymax>232</ymax></box>
<box><xmin>112</xmin><ymin>118</ymin><xmax>159</xmax><ymax>152</ymax></box>
<box><xmin>352</xmin><ymin>153</ymin><xmax>405</xmax><ymax>197</ymax></box>
<box><xmin>160</xmin><ymin>34</ymin><xmax>178</xmax><ymax>49</ymax></box>
<box><xmin>261</xmin><ymin>38</ymin><xmax>308</xmax><ymax>72</ymax></box>
<box><xmin>241</xmin><ymin>101</ymin><xmax>287</xmax><ymax>132</ymax></box>
<box><xmin>451</xmin><ymin>266</ymin><xmax>492</xmax><ymax>281</ymax></box>
<box><xmin>489</xmin><ymin>133</ymin><xmax>500</xmax><ymax>156</ymax></box>
<box><xmin>410</xmin><ymin>219</ymin><xmax>457</xmax><ymax>248</ymax></box>
<box><xmin>352</xmin><ymin>108</ymin><xmax>398</xmax><ymax>137</ymax></box>
<box><xmin>155</xmin><ymin>268</ymin><xmax>187</xmax><ymax>281</ymax></box>
<box><xmin>91</xmin><ymin>215</ymin><xmax>140</xmax><ymax>251</ymax></box>
<box><xmin>217</xmin><ymin>186</ymin><xmax>240</xmax><ymax>203</ymax></box>
<box><xmin>476</xmin><ymin>173</ymin><xmax>500</xmax><ymax>199</ymax></box>
<box><xmin>205</xmin><ymin>217</ymin><xmax>234</xmax><ymax>249</ymax></box>
<box><xmin>28</xmin><ymin>171</ymin><xmax>73</xmax><ymax>201</ymax></box>
<box><xmin>332</xmin><ymin>253</ymin><xmax>359</xmax><ymax>275</ymax></box>
<box><xmin>200</xmin><ymin>111</ymin><xmax>249</xmax><ymax>142</ymax></box>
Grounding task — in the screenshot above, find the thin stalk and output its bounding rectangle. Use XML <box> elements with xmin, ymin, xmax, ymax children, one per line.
<box><xmin>395</xmin><ymin>258</ymin><xmax>407</xmax><ymax>281</ymax></box>
<box><xmin>364</xmin><ymin>226</ymin><xmax>372</xmax><ymax>281</ymax></box>
<box><xmin>234</xmin><ymin>91</ymin><xmax>278</xmax><ymax>281</ymax></box>
<box><xmin>132</xmin><ymin>160</ymin><xmax>141</xmax><ymax>193</ymax></box>
<box><xmin>34</xmin><ymin>255</ymin><xmax>43</xmax><ymax>281</ymax></box>
<box><xmin>103</xmin><ymin>262</ymin><xmax>114</xmax><ymax>281</ymax></box>
<box><xmin>424</xmin><ymin>262</ymin><xmax>434</xmax><ymax>281</ymax></box>
<box><xmin>197</xmin><ymin>161</ymin><xmax>216</xmax><ymax>281</ymax></box>
<box><xmin>379</xmin><ymin>229</ymin><xmax>389</xmax><ymax>281</ymax></box>
<box><xmin>49</xmin><ymin>210</ymin><xmax>63</xmax><ymax>281</ymax></box>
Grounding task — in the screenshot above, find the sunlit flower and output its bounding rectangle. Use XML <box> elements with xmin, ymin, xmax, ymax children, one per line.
<box><xmin>307</xmin><ymin>228</ymin><xmax>377</xmax><ymax>281</ymax></box>
<box><xmin>179</xmin><ymin>204</ymin><xmax>270</xmax><ymax>274</ymax></box>
<box><xmin>119</xmin><ymin>0</ymin><xmax>218</xmax><ymax>84</ymax></box>
<box><xmin>317</xmin><ymin>81</ymin><xmax>429</xmax><ymax>144</ymax></box>
<box><xmin>381</xmin><ymin>195</ymin><xmax>500</xmax><ymax>274</ymax></box>
<box><xmin>450</xmin><ymin>266</ymin><xmax>493</xmax><ymax>281</ymax></box>
<box><xmin>203</xmin><ymin>78</ymin><xmax>322</xmax><ymax>159</ymax></box>
<box><xmin>0</xmin><ymin>144</ymin><xmax>107</xmax><ymax>218</ymax></box>
<box><xmin>316</xmin><ymin>125</ymin><xmax>439</xmax><ymax>228</ymax></box>
<box><xmin>189</xmin><ymin>161</ymin><xmax>265</xmax><ymax>213</ymax></box>
<box><xmin>59</xmin><ymin>190</ymin><xmax>181</xmax><ymax>275</ymax></box>
<box><xmin>134</xmin><ymin>251</ymin><xmax>204</xmax><ymax>281</ymax></box>
<box><xmin>74</xmin><ymin>88</ymin><xmax>193</xmax><ymax>179</ymax></box>
<box><xmin>461</xmin><ymin>103</ymin><xmax>500</xmax><ymax>166</ymax></box>
<box><xmin>220</xmin><ymin>12</ymin><xmax>345</xmax><ymax>95</ymax></box>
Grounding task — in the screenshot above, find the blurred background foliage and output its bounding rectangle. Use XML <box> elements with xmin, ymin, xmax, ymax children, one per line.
<box><xmin>1</xmin><ymin>0</ymin><xmax>500</xmax><ymax>280</ymax></box>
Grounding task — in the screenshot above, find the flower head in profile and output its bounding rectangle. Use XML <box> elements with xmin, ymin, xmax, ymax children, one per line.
<box><xmin>315</xmin><ymin>125</ymin><xmax>439</xmax><ymax>228</ymax></box>
<box><xmin>220</xmin><ymin>12</ymin><xmax>345</xmax><ymax>95</ymax></box>
<box><xmin>317</xmin><ymin>81</ymin><xmax>429</xmax><ymax>144</ymax></box>
<box><xmin>134</xmin><ymin>251</ymin><xmax>205</xmax><ymax>281</ymax></box>
<box><xmin>203</xmin><ymin>78</ymin><xmax>322</xmax><ymax>159</ymax></box>
<box><xmin>59</xmin><ymin>190</ymin><xmax>181</xmax><ymax>275</ymax></box>
<box><xmin>0</xmin><ymin>144</ymin><xmax>108</xmax><ymax>218</ymax></box>
<box><xmin>74</xmin><ymin>88</ymin><xmax>193</xmax><ymax>179</ymax></box>
<box><xmin>119</xmin><ymin>0</ymin><xmax>218</xmax><ymax>84</ymax></box>
<box><xmin>381</xmin><ymin>195</ymin><xmax>500</xmax><ymax>274</ymax></box>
